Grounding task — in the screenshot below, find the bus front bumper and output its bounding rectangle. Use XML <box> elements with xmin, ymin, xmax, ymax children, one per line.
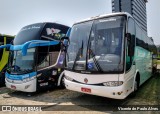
<box><xmin>5</xmin><ymin>78</ymin><xmax>37</xmax><ymax>92</ymax></box>
<box><xmin>65</xmin><ymin>79</ymin><xmax>130</xmax><ymax>99</ymax></box>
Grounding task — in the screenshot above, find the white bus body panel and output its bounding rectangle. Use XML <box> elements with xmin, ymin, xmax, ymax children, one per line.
<box><xmin>5</xmin><ymin>78</ymin><xmax>37</xmax><ymax>92</ymax></box>
<box><xmin>64</xmin><ymin>70</ymin><xmax>135</xmax><ymax>99</ymax></box>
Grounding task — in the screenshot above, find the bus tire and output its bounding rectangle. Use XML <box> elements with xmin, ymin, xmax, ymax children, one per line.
<box><xmin>59</xmin><ymin>75</ymin><xmax>65</xmax><ymax>89</ymax></box>
<box><xmin>0</xmin><ymin>69</ymin><xmax>6</xmax><ymax>87</ymax></box>
<box><xmin>130</xmin><ymin>74</ymin><xmax>140</xmax><ymax>97</ymax></box>
<box><xmin>0</xmin><ymin>75</ymin><xmax>5</xmax><ymax>87</ymax></box>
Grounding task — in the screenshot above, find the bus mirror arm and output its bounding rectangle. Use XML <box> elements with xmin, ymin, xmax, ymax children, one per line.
<box><xmin>0</xmin><ymin>44</ymin><xmax>11</xmax><ymax>50</ymax></box>
<box><xmin>126</xmin><ymin>33</ymin><xmax>131</xmax><ymax>41</ymax></box>
<box><xmin>63</xmin><ymin>39</ymin><xmax>69</xmax><ymax>47</ymax></box>
<box><xmin>60</xmin><ymin>36</ymin><xmax>69</xmax><ymax>52</ymax></box>
<box><xmin>22</xmin><ymin>40</ymin><xmax>60</xmax><ymax>56</ymax></box>
<box><xmin>128</xmin><ymin>45</ymin><xmax>134</xmax><ymax>57</ymax></box>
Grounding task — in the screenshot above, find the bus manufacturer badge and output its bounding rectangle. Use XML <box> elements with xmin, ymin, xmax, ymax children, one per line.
<box><xmin>84</xmin><ymin>78</ymin><xmax>88</xmax><ymax>84</ymax></box>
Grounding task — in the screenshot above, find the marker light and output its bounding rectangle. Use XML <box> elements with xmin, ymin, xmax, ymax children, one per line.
<box><xmin>103</xmin><ymin>81</ymin><xmax>123</xmax><ymax>87</ymax></box>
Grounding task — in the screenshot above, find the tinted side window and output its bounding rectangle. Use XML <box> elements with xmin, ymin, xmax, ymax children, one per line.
<box><xmin>136</xmin><ymin>24</ymin><xmax>149</xmax><ymax>50</ymax></box>
<box><xmin>41</xmin><ymin>23</ymin><xmax>69</xmax><ymax>41</ymax></box>
<box><xmin>36</xmin><ymin>45</ymin><xmax>61</xmax><ymax>70</ymax></box>
<box><xmin>36</xmin><ymin>46</ymin><xmax>49</xmax><ymax>70</ymax></box>
<box><xmin>136</xmin><ymin>24</ymin><xmax>142</xmax><ymax>47</ymax></box>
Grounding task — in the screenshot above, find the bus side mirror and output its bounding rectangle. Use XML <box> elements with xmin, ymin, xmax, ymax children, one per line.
<box><xmin>126</xmin><ymin>33</ymin><xmax>131</xmax><ymax>42</ymax></box>
<box><xmin>61</xmin><ymin>36</ymin><xmax>69</xmax><ymax>51</ymax></box>
<box><xmin>63</xmin><ymin>39</ymin><xmax>69</xmax><ymax>47</ymax></box>
<box><xmin>61</xmin><ymin>36</ymin><xmax>69</xmax><ymax>46</ymax></box>
<box><xmin>126</xmin><ymin>33</ymin><xmax>134</xmax><ymax>56</ymax></box>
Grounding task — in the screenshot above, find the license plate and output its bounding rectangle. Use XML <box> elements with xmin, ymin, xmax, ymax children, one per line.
<box><xmin>81</xmin><ymin>87</ymin><xmax>91</xmax><ymax>93</ymax></box>
<box><xmin>11</xmin><ymin>85</ymin><xmax>16</xmax><ymax>89</ymax></box>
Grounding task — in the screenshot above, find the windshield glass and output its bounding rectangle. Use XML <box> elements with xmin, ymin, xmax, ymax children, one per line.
<box><xmin>67</xmin><ymin>16</ymin><xmax>125</xmax><ymax>73</ymax></box>
<box><xmin>67</xmin><ymin>21</ymin><xmax>93</xmax><ymax>70</ymax></box>
<box><xmin>14</xmin><ymin>23</ymin><xmax>44</xmax><ymax>45</ymax></box>
<box><xmin>8</xmin><ymin>48</ymin><xmax>35</xmax><ymax>74</ymax></box>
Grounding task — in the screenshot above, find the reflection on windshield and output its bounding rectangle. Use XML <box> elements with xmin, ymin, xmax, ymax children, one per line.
<box><xmin>9</xmin><ymin>48</ymin><xmax>35</xmax><ymax>74</ymax></box>
<box><xmin>67</xmin><ymin>21</ymin><xmax>93</xmax><ymax>70</ymax></box>
<box><xmin>67</xmin><ymin>16</ymin><xmax>125</xmax><ymax>72</ymax></box>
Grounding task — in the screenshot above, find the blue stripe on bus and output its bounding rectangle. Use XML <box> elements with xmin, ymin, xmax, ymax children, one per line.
<box><xmin>21</xmin><ymin>40</ymin><xmax>60</xmax><ymax>55</ymax></box>
<box><xmin>5</xmin><ymin>72</ymin><xmax>37</xmax><ymax>80</ymax></box>
<box><xmin>10</xmin><ymin>40</ymin><xmax>60</xmax><ymax>51</ymax></box>
<box><xmin>10</xmin><ymin>45</ymin><xmax>23</xmax><ymax>50</ymax></box>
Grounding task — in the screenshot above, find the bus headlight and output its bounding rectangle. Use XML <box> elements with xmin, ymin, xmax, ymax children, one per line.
<box><xmin>103</xmin><ymin>81</ymin><xmax>123</xmax><ymax>87</ymax></box>
<box><xmin>23</xmin><ymin>78</ymin><xmax>28</xmax><ymax>83</ymax></box>
<box><xmin>65</xmin><ymin>76</ymin><xmax>73</xmax><ymax>81</ymax></box>
<box><xmin>23</xmin><ymin>76</ymin><xmax>36</xmax><ymax>83</ymax></box>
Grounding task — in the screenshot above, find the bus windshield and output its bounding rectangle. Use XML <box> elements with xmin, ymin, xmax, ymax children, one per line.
<box><xmin>67</xmin><ymin>16</ymin><xmax>125</xmax><ymax>73</ymax></box>
<box><xmin>9</xmin><ymin>48</ymin><xmax>35</xmax><ymax>74</ymax></box>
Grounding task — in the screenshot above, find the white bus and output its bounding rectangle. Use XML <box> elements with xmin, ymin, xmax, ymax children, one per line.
<box><xmin>64</xmin><ymin>12</ymin><xmax>157</xmax><ymax>99</ymax></box>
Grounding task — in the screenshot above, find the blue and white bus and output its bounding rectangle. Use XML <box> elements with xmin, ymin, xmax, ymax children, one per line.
<box><xmin>0</xmin><ymin>22</ymin><xmax>70</xmax><ymax>92</ymax></box>
<box><xmin>64</xmin><ymin>12</ymin><xmax>157</xmax><ymax>99</ymax></box>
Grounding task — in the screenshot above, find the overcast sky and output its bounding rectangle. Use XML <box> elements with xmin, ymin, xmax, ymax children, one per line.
<box><xmin>0</xmin><ymin>0</ymin><xmax>159</xmax><ymax>44</ymax></box>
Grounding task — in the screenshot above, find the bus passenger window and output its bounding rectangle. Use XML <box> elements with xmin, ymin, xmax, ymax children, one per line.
<box><xmin>37</xmin><ymin>46</ymin><xmax>49</xmax><ymax>70</ymax></box>
<box><xmin>37</xmin><ymin>53</ymin><xmax>49</xmax><ymax>70</ymax></box>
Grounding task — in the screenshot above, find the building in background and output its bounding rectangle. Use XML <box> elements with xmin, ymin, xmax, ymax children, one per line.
<box><xmin>112</xmin><ymin>0</ymin><xmax>148</xmax><ymax>33</ymax></box>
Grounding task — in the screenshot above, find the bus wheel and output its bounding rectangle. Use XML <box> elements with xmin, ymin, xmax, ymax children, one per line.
<box><xmin>0</xmin><ymin>71</ymin><xmax>5</xmax><ymax>87</ymax></box>
<box><xmin>60</xmin><ymin>75</ymin><xmax>65</xmax><ymax>89</ymax></box>
<box><xmin>130</xmin><ymin>77</ymin><xmax>139</xmax><ymax>97</ymax></box>
<box><xmin>134</xmin><ymin>80</ymin><xmax>138</xmax><ymax>92</ymax></box>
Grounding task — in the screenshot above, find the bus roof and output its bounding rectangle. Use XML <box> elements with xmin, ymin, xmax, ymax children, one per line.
<box><xmin>72</xmin><ymin>12</ymin><xmax>156</xmax><ymax>53</ymax></box>
<box><xmin>23</xmin><ymin>22</ymin><xmax>70</xmax><ymax>29</ymax></box>
<box><xmin>74</xmin><ymin>12</ymin><xmax>132</xmax><ymax>25</ymax></box>
<box><xmin>13</xmin><ymin>22</ymin><xmax>70</xmax><ymax>45</ymax></box>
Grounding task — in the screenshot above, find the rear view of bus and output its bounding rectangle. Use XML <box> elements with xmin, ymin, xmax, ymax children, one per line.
<box><xmin>5</xmin><ymin>23</ymin><xmax>70</xmax><ymax>92</ymax></box>
<box><xmin>0</xmin><ymin>35</ymin><xmax>14</xmax><ymax>86</ymax></box>
<box><xmin>64</xmin><ymin>12</ymin><xmax>156</xmax><ymax>99</ymax></box>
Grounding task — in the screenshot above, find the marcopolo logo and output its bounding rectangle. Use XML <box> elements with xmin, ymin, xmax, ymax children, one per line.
<box><xmin>84</xmin><ymin>78</ymin><xmax>88</xmax><ymax>84</ymax></box>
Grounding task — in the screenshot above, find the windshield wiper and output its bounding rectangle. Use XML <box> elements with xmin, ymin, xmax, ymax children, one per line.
<box><xmin>88</xmin><ymin>49</ymin><xmax>103</xmax><ymax>73</ymax></box>
<box><xmin>72</xmin><ymin>40</ymin><xmax>84</xmax><ymax>70</ymax></box>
